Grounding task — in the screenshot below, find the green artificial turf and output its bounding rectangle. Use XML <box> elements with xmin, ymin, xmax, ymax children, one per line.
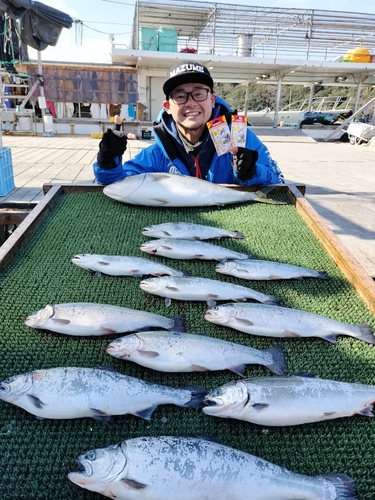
<box><xmin>0</xmin><ymin>190</ymin><xmax>374</xmax><ymax>499</ymax></box>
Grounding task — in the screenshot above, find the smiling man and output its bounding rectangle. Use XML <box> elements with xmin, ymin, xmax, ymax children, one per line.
<box><xmin>93</xmin><ymin>61</ymin><xmax>284</xmax><ymax>186</ymax></box>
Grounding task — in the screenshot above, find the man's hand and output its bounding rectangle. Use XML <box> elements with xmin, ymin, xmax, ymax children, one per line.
<box><xmin>97</xmin><ymin>128</ymin><xmax>128</xmax><ymax>169</ymax></box>
<box><xmin>231</xmin><ymin>146</ymin><xmax>259</xmax><ymax>181</ymax></box>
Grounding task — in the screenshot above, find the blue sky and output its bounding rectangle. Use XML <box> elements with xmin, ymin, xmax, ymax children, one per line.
<box><xmin>34</xmin><ymin>0</ymin><xmax>375</xmax><ymax>64</ymax></box>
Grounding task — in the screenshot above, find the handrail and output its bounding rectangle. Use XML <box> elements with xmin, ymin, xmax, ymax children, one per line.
<box><xmin>324</xmin><ymin>96</ymin><xmax>375</xmax><ymax>142</ymax></box>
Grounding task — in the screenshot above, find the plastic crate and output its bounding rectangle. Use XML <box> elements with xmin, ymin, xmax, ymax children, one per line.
<box><xmin>0</xmin><ymin>147</ymin><xmax>15</xmax><ymax>196</ymax></box>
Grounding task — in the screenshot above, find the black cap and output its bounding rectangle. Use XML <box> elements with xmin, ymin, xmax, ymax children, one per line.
<box><xmin>163</xmin><ymin>61</ymin><xmax>214</xmax><ymax>98</ymax></box>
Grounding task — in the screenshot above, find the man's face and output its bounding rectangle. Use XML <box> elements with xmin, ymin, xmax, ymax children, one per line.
<box><xmin>163</xmin><ymin>83</ymin><xmax>216</xmax><ymax>140</ymax></box>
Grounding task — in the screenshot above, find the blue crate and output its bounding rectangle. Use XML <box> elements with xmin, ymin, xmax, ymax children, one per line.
<box><xmin>0</xmin><ymin>147</ymin><xmax>14</xmax><ymax>196</ymax></box>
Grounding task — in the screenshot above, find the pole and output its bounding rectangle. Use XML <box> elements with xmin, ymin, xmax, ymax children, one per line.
<box><xmin>37</xmin><ymin>51</ymin><xmax>45</xmax><ymax>134</ymax></box>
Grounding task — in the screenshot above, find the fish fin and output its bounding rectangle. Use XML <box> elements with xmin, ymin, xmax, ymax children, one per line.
<box><xmin>180</xmin><ymin>385</ymin><xmax>207</xmax><ymax>409</ymax></box>
<box><xmin>96</xmin><ymin>366</ymin><xmax>118</xmax><ymax>373</ymax></box>
<box><xmin>171</xmin><ymin>314</ymin><xmax>186</xmax><ymax>332</ymax></box>
<box><xmin>292</xmin><ymin>372</ymin><xmax>317</xmax><ymax>378</ymax></box>
<box><xmin>316</xmin><ymin>270</ymin><xmax>329</xmax><ymax>279</ymax></box>
<box><xmin>283</xmin><ymin>330</ymin><xmax>302</xmax><ymax>338</ymax></box>
<box><xmin>94</xmin><ymin>270</ymin><xmax>103</xmax><ymax>277</ymax></box>
<box><xmin>269</xmin><ymin>274</ymin><xmax>290</xmax><ymax>280</ymax></box>
<box><xmin>265</xmin><ymin>345</ymin><xmax>287</xmax><ymax>376</ymax></box>
<box><xmin>195</xmin><ymin>254</ymin><xmax>205</xmax><ymax>258</ymax></box>
<box><xmin>323</xmin><ymin>411</ymin><xmax>337</xmax><ymax>417</ymax></box>
<box><xmin>191</xmin><ymin>364</ymin><xmax>210</xmax><ymax>372</ymax></box>
<box><xmin>121</xmin><ymin>479</ymin><xmax>148</xmax><ymax>490</ymax></box>
<box><xmin>133</xmin><ymin>406</ymin><xmax>157</xmax><ymax>420</ymax></box>
<box><xmin>90</xmin><ymin>408</ymin><xmax>111</xmax><ymax>421</ymax></box>
<box><xmin>320</xmin><ymin>333</ymin><xmax>337</xmax><ymax>344</ymax></box>
<box><xmin>236</xmin><ymin>318</ymin><xmax>254</xmax><ymax>326</ymax></box>
<box><xmin>27</xmin><ymin>394</ymin><xmax>44</xmax><ymax>409</ymax></box>
<box><xmin>166</xmin><ymin>286</ymin><xmax>179</xmax><ymax>291</ymax></box>
<box><xmin>131</xmin><ymin>270</ymin><xmax>143</xmax><ymax>277</ymax></box>
<box><xmin>252</xmin><ymin>403</ymin><xmax>269</xmax><ymax>410</ymax></box>
<box><xmin>52</xmin><ymin>318</ymin><xmax>71</xmax><ymax>325</ymax></box>
<box><xmin>179</xmin><ymin>269</ymin><xmax>192</xmax><ymax>276</ymax></box>
<box><xmin>357</xmin><ymin>406</ymin><xmax>373</xmax><ymax>416</ymax></box>
<box><xmin>139</xmin><ymin>350</ymin><xmax>159</xmax><ymax>358</ymax></box>
<box><xmin>165</xmin><ymin>298</ymin><xmax>172</xmax><ymax>307</ymax></box>
<box><xmin>162</xmin><ymin>244</ymin><xmax>173</xmax><ymax>251</ymax></box>
<box><xmin>100</xmin><ymin>326</ymin><xmax>117</xmax><ymax>335</ymax></box>
<box><xmin>206</xmin><ymin>299</ymin><xmax>217</xmax><ymax>308</ymax></box>
<box><xmin>98</xmin><ymin>259</ymin><xmax>110</xmax><ymax>265</ymax></box>
<box><xmin>150</xmin><ymin>198</ymin><xmax>169</xmax><ymax>204</ymax></box>
<box><xmin>228</xmin><ymin>364</ymin><xmax>246</xmax><ymax>377</ymax></box>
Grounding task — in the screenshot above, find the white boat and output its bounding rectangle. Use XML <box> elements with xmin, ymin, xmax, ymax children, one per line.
<box><xmin>245</xmin><ymin>96</ymin><xmax>353</xmax><ymax>128</ymax></box>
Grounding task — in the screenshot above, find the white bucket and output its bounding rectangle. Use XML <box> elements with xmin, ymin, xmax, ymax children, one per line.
<box><xmin>43</xmin><ymin>115</ymin><xmax>54</xmax><ymax>132</ymax></box>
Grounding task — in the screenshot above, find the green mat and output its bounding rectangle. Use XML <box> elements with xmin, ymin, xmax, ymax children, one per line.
<box><xmin>0</xmin><ymin>191</ymin><xmax>374</xmax><ymax>499</ymax></box>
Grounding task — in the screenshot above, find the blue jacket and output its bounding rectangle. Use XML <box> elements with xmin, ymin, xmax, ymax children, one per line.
<box><xmin>94</xmin><ymin>96</ymin><xmax>284</xmax><ymax>186</ymax></box>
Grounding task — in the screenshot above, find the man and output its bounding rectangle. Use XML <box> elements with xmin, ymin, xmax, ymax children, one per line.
<box><xmin>94</xmin><ymin>61</ymin><xmax>284</xmax><ymax>186</ymax></box>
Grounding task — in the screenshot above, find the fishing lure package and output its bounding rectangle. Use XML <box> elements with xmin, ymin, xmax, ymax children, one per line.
<box><xmin>207</xmin><ymin>115</ymin><xmax>247</xmax><ymax>156</ymax></box>
<box><xmin>230</xmin><ymin>115</ymin><xmax>247</xmax><ymax>149</ymax></box>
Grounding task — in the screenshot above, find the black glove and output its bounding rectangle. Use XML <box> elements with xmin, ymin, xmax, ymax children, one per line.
<box><xmin>232</xmin><ymin>147</ymin><xmax>258</xmax><ymax>181</ymax></box>
<box><xmin>97</xmin><ymin>128</ymin><xmax>128</xmax><ymax>169</ymax></box>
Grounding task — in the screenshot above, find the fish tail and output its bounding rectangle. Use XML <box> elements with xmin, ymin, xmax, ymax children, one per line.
<box><xmin>353</xmin><ymin>324</ymin><xmax>375</xmax><ymax>344</ymax></box>
<box><xmin>263</xmin><ymin>295</ymin><xmax>281</xmax><ymax>305</ymax></box>
<box><xmin>253</xmin><ymin>187</ymin><xmax>287</xmax><ymax>205</ymax></box>
<box><xmin>266</xmin><ymin>345</ymin><xmax>287</xmax><ymax>376</ymax></box>
<box><xmin>180</xmin><ymin>385</ymin><xmax>207</xmax><ymax>409</ymax></box>
<box><xmin>179</xmin><ymin>269</ymin><xmax>192</xmax><ymax>276</ymax></box>
<box><xmin>316</xmin><ymin>270</ymin><xmax>329</xmax><ymax>279</ymax></box>
<box><xmin>170</xmin><ymin>314</ymin><xmax>186</xmax><ymax>332</ymax></box>
<box><xmin>316</xmin><ymin>473</ymin><xmax>357</xmax><ymax>499</ymax></box>
<box><xmin>230</xmin><ymin>230</ymin><xmax>244</xmax><ymax>239</ymax></box>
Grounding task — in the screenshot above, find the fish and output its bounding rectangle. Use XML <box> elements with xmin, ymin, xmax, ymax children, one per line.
<box><xmin>203</xmin><ymin>373</ymin><xmax>375</xmax><ymax>426</ymax></box>
<box><xmin>140</xmin><ymin>238</ymin><xmax>252</xmax><ymax>261</ymax></box>
<box><xmin>141</xmin><ymin>222</ymin><xmax>244</xmax><ymax>240</ymax></box>
<box><xmin>71</xmin><ymin>253</ymin><xmax>190</xmax><ymax>277</ymax></box>
<box><xmin>106</xmin><ymin>331</ymin><xmax>287</xmax><ymax>376</ymax></box>
<box><xmin>204</xmin><ymin>302</ymin><xmax>375</xmax><ymax>344</ymax></box>
<box><xmin>103</xmin><ymin>172</ymin><xmax>286</xmax><ymax>207</ymax></box>
<box><xmin>0</xmin><ymin>366</ymin><xmax>206</xmax><ymax>420</ymax></box>
<box><xmin>215</xmin><ymin>259</ymin><xmax>328</xmax><ymax>280</ymax></box>
<box><xmin>139</xmin><ymin>276</ymin><xmax>280</xmax><ymax>307</ymax></box>
<box><xmin>68</xmin><ymin>435</ymin><xmax>357</xmax><ymax>500</ymax></box>
<box><xmin>25</xmin><ymin>302</ymin><xmax>185</xmax><ymax>336</ymax></box>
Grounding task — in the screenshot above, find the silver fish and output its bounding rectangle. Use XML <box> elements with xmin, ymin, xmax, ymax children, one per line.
<box><xmin>140</xmin><ymin>238</ymin><xmax>252</xmax><ymax>261</ymax></box>
<box><xmin>106</xmin><ymin>331</ymin><xmax>287</xmax><ymax>376</ymax></box>
<box><xmin>0</xmin><ymin>367</ymin><xmax>206</xmax><ymax>420</ymax></box>
<box><xmin>71</xmin><ymin>253</ymin><xmax>190</xmax><ymax>277</ymax></box>
<box><xmin>216</xmin><ymin>259</ymin><xmax>328</xmax><ymax>280</ymax></box>
<box><xmin>25</xmin><ymin>302</ymin><xmax>185</xmax><ymax>336</ymax></box>
<box><xmin>68</xmin><ymin>435</ymin><xmax>357</xmax><ymax>500</ymax></box>
<box><xmin>139</xmin><ymin>276</ymin><xmax>280</xmax><ymax>307</ymax></box>
<box><xmin>203</xmin><ymin>374</ymin><xmax>375</xmax><ymax>426</ymax></box>
<box><xmin>142</xmin><ymin>222</ymin><xmax>244</xmax><ymax>240</ymax></box>
<box><xmin>204</xmin><ymin>303</ymin><xmax>375</xmax><ymax>344</ymax></box>
<box><xmin>103</xmin><ymin>172</ymin><xmax>285</xmax><ymax>207</ymax></box>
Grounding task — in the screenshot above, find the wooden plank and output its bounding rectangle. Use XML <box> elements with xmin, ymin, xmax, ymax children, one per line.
<box><xmin>0</xmin><ymin>185</ymin><xmax>63</xmax><ymax>272</ymax></box>
<box><xmin>288</xmin><ymin>184</ymin><xmax>375</xmax><ymax>315</ymax></box>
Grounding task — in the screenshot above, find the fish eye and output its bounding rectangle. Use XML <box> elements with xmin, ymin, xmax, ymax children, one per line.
<box><xmin>86</xmin><ymin>450</ymin><xmax>96</xmax><ymax>461</ymax></box>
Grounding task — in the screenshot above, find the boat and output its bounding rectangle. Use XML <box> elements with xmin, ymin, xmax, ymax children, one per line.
<box><xmin>245</xmin><ymin>96</ymin><xmax>353</xmax><ymax>128</ymax></box>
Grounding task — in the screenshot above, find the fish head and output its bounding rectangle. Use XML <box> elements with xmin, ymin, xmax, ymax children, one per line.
<box><xmin>141</xmin><ymin>225</ymin><xmax>157</xmax><ymax>237</ymax></box>
<box><xmin>139</xmin><ymin>240</ymin><xmax>161</xmax><ymax>254</ymax></box>
<box><xmin>71</xmin><ymin>253</ymin><xmax>97</xmax><ymax>270</ymax></box>
<box><xmin>68</xmin><ymin>442</ymin><xmax>128</xmax><ymax>492</ymax></box>
<box><xmin>103</xmin><ymin>174</ymin><xmax>148</xmax><ymax>203</ymax></box>
<box><xmin>0</xmin><ymin>371</ymin><xmax>34</xmax><ymax>402</ymax></box>
<box><xmin>25</xmin><ymin>304</ymin><xmax>55</xmax><ymax>328</ymax></box>
<box><xmin>139</xmin><ymin>277</ymin><xmax>166</xmax><ymax>293</ymax></box>
<box><xmin>204</xmin><ymin>304</ymin><xmax>236</xmax><ymax>325</ymax></box>
<box><xmin>215</xmin><ymin>261</ymin><xmax>238</xmax><ymax>274</ymax></box>
<box><xmin>106</xmin><ymin>335</ymin><xmax>141</xmax><ymax>358</ymax></box>
<box><xmin>202</xmin><ymin>381</ymin><xmax>248</xmax><ymax>417</ymax></box>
